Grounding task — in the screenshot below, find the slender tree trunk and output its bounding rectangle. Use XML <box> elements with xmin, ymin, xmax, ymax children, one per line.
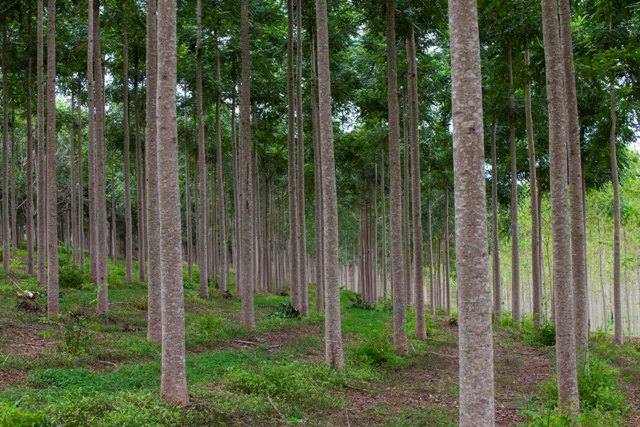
<box><xmin>215</xmin><ymin>43</ymin><xmax>227</xmax><ymax>293</ymax></box>
<box><xmin>541</xmin><ymin>0</ymin><xmax>580</xmax><ymax>410</ymax></box>
<box><xmin>407</xmin><ymin>29</ymin><xmax>425</xmax><ymax>339</ymax></box>
<box><xmin>2</xmin><ymin>20</ymin><xmax>10</xmax><ymax>271</ymax></box>
<box><xmin>123</xmin><ymin>34</ymin><xmax>133</xmax><ymax>283</ymax></box>
<box><xmin>94</xmin><ymin>0</ymin><xmax>108</xmax><ymax>313</ymax></box>
<box><xmin>184</xmin><ymin>108</ymin><xmax>193</xmax><ymax>280</ymax></box>
<box><xmin>239</xmin><ymin>0</ymin><xmax>255</xmax><ymax>328</ymax></box>
<box><xmin>449</xmin><ymin>0</ymin><xmax>495</xmax><ymax>423</ymax></box>
<box><xmin>609</xmin><ymin>77</ymin><xmax>623</xmax><ymax>345</ymax></box>
<box><xmin>444</xmin><ymin>182</ymin><xmax>451</xmax><ymax>316</ymax></box>
<box><xmin>37</xmin><ymin>0</ymin><xmax>46</xmax><ymax>285</ymax></box>
<box><xmin>296</xmin><ymin>0</ymin><xmax>308</xmax><ymax>316</ymax></box>
<box><xmin>524</xmin><ymin>49</ymin><xmax>542</xmax><ymax>328</ymax></box>
<box><xmin>195</xmin><ymin>0</ymin><xmax>208</xmax><ymax>298</ymax></box>
<box><xmin>316</xmin><ymin>0</ymin><xmax>344</xmax><ymax>369</ymax></box>
<box><xmin>386</xmin><ymin>0</ymin><xmax>408</xmax><ymax>355</ymax></box>
<box><xmin>77</xmin><ymin>81</ymin><xmax>84</xmax><ymax>271</ymax></box>
<box><xmin>427</xmin><ymin>182</ymin><xmax>434</xmax><ymax>314</ymax></box>
<box><xmin>491</xmin><ymin>121</ymin><xmax>501</xmax><ymax>321</ymax></box>
<box><xmin>70</xmin><ymin>92</ymin><xmax>78</xmax><ymax>263</ymax></box>
<box><xmin>507</xmin><ymin>44</ymin><xmax>521</xmax><ymax>323</ymax></box>
<box><xmin>146</xmin><ymin>0</ymin><xmax>161</xmax><ymax>342</ymax></box>
<box><xmin>110</xmin><ymin>164</ymin><xmax>117</xmax><ymax>263</ymax></box>
<box><xmin>133</xmin><ymin>63</ymin><xmax>145</xmax><ymax>281</ymax></box>
<box><xmin>26</xmin><ymin>56</ymin><xmax>35</xmax><ymax>274</ymax></box>
<box><xmin>10</xmin><ymin>110</ymin><xmax>16</xmax><ymax>256</ymax></box>
<box><xmin>402</xmin><ymin>104</ymin><xmax>411</xmax><ymax>307</ymax></box>
<box><xmin>382</xmin><ymin>153</ymin><xmax>388</xmax><ymax>301</ymax></box>
<box><xmin>156</xmin><ymin>0</ymin><xmax>188</xmax><ymax>406</ymax></box>
<box><xmin>86</xmin><ymin>0</ymin><xmax>96</xmax><ymax>282</ymax></box>
<box><xmin>46</xmin><ymin>0</ymin><xmax>59</xmax><ymax>315</ymax></box>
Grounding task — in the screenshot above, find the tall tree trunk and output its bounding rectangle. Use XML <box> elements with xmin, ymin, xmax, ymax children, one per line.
<box><xmin>524</xmin><ymin>49</ymin><xmax>542</xmax><ymax>328</ymax></box>
<box><xmin>70</xmin><ymin>92</ymin><xmax>78</xmax><ymax>263</ymax></box>
<box><xmin>444</xmin><ymin>181</ymin><xmax>451</xmax><ymax>316</ymax></box>
<box><xmin>491</xmin><ymin>121</ymin><xmax>501</xmax><ymax>321</ymax></box>
<box><xmin>133</xmin><ymin>62</ymin><xmax>145</xmax><ymax>281</ymax></box>
<box><xmin>507</xmin><ymin>44</ymin><xmax>520</xmax><ymax>323</ymax></box>
<box><xmin>402</xmin><ymin>104</ymin><xmax>411</xmax><ymax>307</ymax></box>
<box><xmin>427</xmin><ymin>181</ymin><xmax>434</xmax><ymax>314</ymax></box>
<box><xmin>26</xmin><ymin>55</ymin><xmax>35</xmax><ymax>274</ymax></box>
<box><xmin>10</xmin><ymin>110</ymin><xmax>16</xmax><ymax>256</ymax></box>
<box><xmin>559</xmin><ymin>0</ymin><xmax>588</xmax><ymax>347</ymax></box>
<box><xmin>156</xmin><ymin>0</ymin><xmax>188</xmax><ymax>406</ymax></box>
<box><xmin>195</xmin><ymin>0</ymin><xmax>208</xmax><ymax>298</ymax></box>
<box><xmin>239</xmin><ymin>0</ymin><xmax>255</xmax><ymax>328</ymax></box>
<box><xmin>184</xmin><ymin>108</ymin><xmax>193</xmax><ymax>280</ymax></box>
<box><xmin>123</xmin><ymin>34</ymin><xmax>133</xmax><ymax>283</ymax></box>
<box><xmin>77</xmin><ymin>82</ymin><xmax>84</xmax><ymax>270</ymax></box>
<box><xmin>386</xmin><ymin>0</ymin><xmax>408</xmax><ymax>355</ymax></box>
<box><xmin>145</xmin><ymin>0</ymin><xmax>161</xmax><ymax>342</ymax></box>
<box><xmin>316</xmin><ymin>0</ymin><xmax>344</xmax><ymax>369</ymax></box>
<box><xmin>382</xmin><ymin>153</ymin><xmax>388</xmax><ymax>300</ymax></box>
<box><xmin>37</xmin><ymin>0</ymin><xmax>46</xmax><ymax>284</ymax></box>
<box><xmin>296</xmin><ymin>0</ymin><xmax>308</xmax><ymax>316</ymax></box>
<box><xmin>407</xmin><ymin>29</ymin><xmax>425</xmax><ymax>339</ymax></box>
<box><xmin>86</xmin><ymin>0</ymin><xmax>96</xmax><ymax>282</ymax></box>
<box><xmin>110</xmin><ymin>164</ymin><xmax>117</xmax><ymax>263</ymax></box>
<box><xmin>93</xmin><ymin>0</ymin><xmax>108</xmax><ymax>314</ymax></box>
<box><xmin>609</xmin><ymin>77</ymin><xmax>623</xmax><ymax>345</ymax></box>
<box><xmin>449</xmin><ymin>0</ymin><xmax>495</xmax><ymax>423</ymax></box>
<box><xmin>2</xmin><ymin>19</ymin><xmax>10</xmax><ymax>271</ymax></box>
<box><xmin>215</xmin><ymin>42</ymin><xmax>227</xmax><ymax>293</ymax></box>
<box><xmin>46</xmin><ymin>0</ymin><xmax>60</xmax><ymax>315</ymax></box>
<box><xmin>541</xmin><ymin>0</ymin><xmax>580</xmax><ymax>410</ymax></box>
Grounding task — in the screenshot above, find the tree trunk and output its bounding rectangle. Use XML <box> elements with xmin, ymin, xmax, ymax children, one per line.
<box><xmin>26</xmin><ymin>55</ymin><xmax>35</xmax><ymax>274</ymax></box>
<box><xmin>133</xmin><ymin>62</ymin><xmax>145</xmax><ymax>281</ymax></box>
<box><xmin>46</xmin><ymin>0</ymin><xmax>60</xmax><ymax>315</ymax></box>
<box><xmin>156</xmin><ymin>0</ymin><xmax>188</xmax><ymax>406</ymax></box>
<box><xmin>449</xmin><ymin>0</ymin><xmax>495</xmax><ymax>423</ymax></box>
<box><xmin>402</xmin><ymin>101</ymin><xmax>411</xmax><ymax>308</ymax></box>
<box><xmin>407</xmin><ymin>29</ymin><xmax>425</xmax><ymax>339</ymax></box>
<box><xmin>123</xmin><ymin>34</ymin><xmax>133</xmax><ymax>283</ymax></box>
<box><xmin>37</xmin><ymin>0</ymin><xmax>46</xmax><ymax>285</ymax></box>
<box><xmin>491</xmin><ymin>121</ymin><xmax>501</xmax><ymax>322</ymax></box>
<box><xmin>145</xmin><ymin>0</ymin><xmax>161</xmax><ymax>342</ymax></box>
<box><xmin>507</xmin><ymin>44</ymin><xmax>520</xmax><ymax>323</ymax></box>
<box><xmin>524</xmin><ymin>49</ymin><xmax>542</xmax><ymax>328</ymax></box>
<box><xmin>609</xmin><ymin>77</ymin><xmax>623</xmax><ymax>345</ymax></box>
<box><xmin>2</xmin><ymin>19</ymin><xmax>10</xmax><ymax>271</ymax></box>
<box><xmin>541</xmin><ymin>0</ymin><xmax>580</xmax><ymax>410</ymax></box>
<box><xmin>382</xmin><ymin>153</ymin><xmax>388</xmax><ymax>301</ymax></box>
<box><xmin>86</xmin><ymin>0</ymin><xmax>96</xmax><ymax>282</ymax></box>
<box><xmin>239</xmin><ymin>0</ymin><xmax>255</xmax><ymax>328</ymax></box>
<box><xmin>387</xmin><ymin>0</ymin><xmax>408</xmax><ymax>355</ymax></box>
<box><xmin>184</xmin><ymin>107</ymin><xmax>193</xmax><ymax>280</ymax></box>
<box><xmin>215</xmin><ymin>42</ymin><xmax>227</xmax><ymax>293</ymax></box>
<box><xmin>70</xmin><ymin>92</ymin><xmax>78</xmax><ymax>263</ymax></box>
<box><xmin>10</xmin><ymin>110</ymin><xmax>16</xmax><ymax>256</ymax></box>
<box><xmin>77</xmin><ymin>82</ymin><xmax>85</xmax><ymax>270</ymax></box>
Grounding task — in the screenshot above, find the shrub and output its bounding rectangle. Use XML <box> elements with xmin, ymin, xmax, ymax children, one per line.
<box><xmin>42</xmin><ymin>313</ymin><xmax>99</xmax><ymax>354</ymax></box>
<box><xmin>347</xmin><ymin>293</ymin><xmax>375</xmax><ymax>310</ymax></box>
<box><xmin>267</xmin><ymin>302</ymin><xmax>301</xmax><ymax>319</ymax></box>
<box><xmin>347</xmin><ymin>328</ymin><xmax>402</xmax><ymax>367</ymax></box>
<box><xmin>58</xmin><ymin>264</ymin><xmax>89</xmax><ymax>289</ymax></box>
<box><xmin>0</xmin><ymin>403</ymin><xmax>49</xmax><ymax>427</ymax></box>
<box><xmin>523</xmin><ymin>321</ymin><xmax>556</xmax><ymax>347</ymax></box>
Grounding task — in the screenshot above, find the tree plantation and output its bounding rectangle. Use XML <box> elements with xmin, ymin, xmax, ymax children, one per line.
<box><xmin>1</xmin><ymin>0</ymin><xmax>640</xmax><ymax>425</ymax></box>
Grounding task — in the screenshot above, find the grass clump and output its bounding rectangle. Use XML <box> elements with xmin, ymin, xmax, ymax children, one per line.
<box><xmin>347</xmin><ymin>293</ymin><xmax>375</xmax><ymax>310</ymax></box>
<box><xmin>0</xmin><ymin>403</ymin><xmax>49</xmax><ymax>427</ymax></box>
<box><xmin>347</xmin><ymin>328</ymin><xmax>402</xmax><ymax>368</ymax></box>
<box><xmin>522</xmin><ymin>320</ymin><xmax>556</xmax><ymax>347</ymax></box>
<box><xmin>266</xmin><ymin>302</ymin><xmax>301</xmax><ymax>319</ymax></box>
<box><xmin>58</xmin><ymin>264</ymin><xmax>90</xmax><ymax>290</ymax></box>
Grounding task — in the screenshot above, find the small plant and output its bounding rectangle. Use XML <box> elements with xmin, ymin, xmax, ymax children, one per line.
<box><xmin>267</xmin><ymin>302</ymin><xmax>301</xmax><ymax>319</ymax></box>
<box><xmin>42</xmin><ymin>313</ymin><xmax>99</xmax><ymax>354</ymax></box>
<box><xmin>0</xmin><ymin>403</ymin><xmax>49</xmax><ymax>427</ymax></box>
<box><xmin>58</xmin><ymin>264</ymin><xmax>89</xmax><ymax>289</ymax></box>
<box><xmin>348</xmin><ymin>328</ymin><xmax>402</xmax><ymax>367</ymax></box>
<box><xmin>523</xmin><ymin>321</ymin><xmax>556</xmax><ymax>347</ymax></box>
<box><xmin>347</xmin><ymin>293</ymin><xmax>375</xmax><ymax>310</ymax></box>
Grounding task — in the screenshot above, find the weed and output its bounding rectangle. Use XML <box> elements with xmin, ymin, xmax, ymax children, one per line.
<box><xmin>348</xmin><ymin>293</ymin><xmax>376</xmax><ymax>310</ymax></box>
<box><xmin>347</xmin><ymin>328</ymin><xmax>402</xmax><ymax>367</ymax></box>
<box><xmin>267</xmin><ymin>302</ymin><xmax>301</xmax><ymax>319</ymax></box>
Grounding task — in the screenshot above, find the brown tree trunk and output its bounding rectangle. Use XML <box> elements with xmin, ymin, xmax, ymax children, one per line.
<box><xmin>10</xmin><ymin>110</ymin><xmax>16</xmax><ymax>256</ymax></box>
<box><xmin>491</xmin><ymin>121</ymin><xmax>501</xmax><ymax>321</ymax></box>
<box><xmin>215</xmin><ymin>42</ymin><xmax>227</xmax><ymax>293</ymax></box>
<box><xmin>407</xmin><ymin>29</ymin><xmax>425</xmax><ymax>339</ymax></box>
<box><xmin>184</xmin><ymin>106</ymin><xmax>193</xmax><ymax>280</ymax></box>
<box><xmin>46</xmin><ymin>0</ymin><xmax>60</xmax><ymax>315</ymax></box>
<box><xmin>123</xmin><ymin>34</ymin><xmax>133</xmax><ymax>283</ymax></box>
<box><xmin>145</xmin><ymin>0</ymin><xmax>161</xmax><ymax>342</ymax></box>
<box><xmin>316</xmin><ymin>0</ymin><xmax>344</xmax><ymax>369</ymax></box>
<box><xmin>2</xmin><ymin>20</ymin><xmax>10</xmax><ymax>271</ymax></box>
<box><xmin>133</xmin><ymin>62</ymin><xmax>145</xmax><ymax>281</ymax></box>
<box><xmin>541</xmin><ymin>0</ymin><xmax>580</xmax><ymax>410</ymax></box>
<box><xmin>402</xmin><ymin>102</ymin><xmax>411</xmax><ymax>307</ymax></box>
<box><xmin>449</xmin><ymin>0</ymin><xmax>495</xmax><ymax>423</ymax></box>
<box><xmin>156</xmin><ymin>0</ymin><xmax>188</xmax><ymax>405</ymax></box>
<box><xmin>26</xmin><ymin>55</ymin><xmax>35</xmax><ymax>274</ymax></box>
<box><xmin>70</xmin><ymin>92</ymin><xmax>78</xmax><ymax>263</ymax></box>
<box><xmin>387</xmin><ymin>0</ymin><xmax>408</xmax><ymax>355</ymax></box>
<box><xmin>37</xmin><ymin>0</ymin><xmax>46</xmax><ymax>284</ymax></box>
<box><xmin>382</xmin><ymin>153</ymin><xmax>388</xmax><ymax>300</ymax></box>
<box><xmin>609</xmin><ymin>77</ymin><xmax>623</xmax><ymax>345</ymax></box>
<box><xmin>239</xmin><ymin>0</ymin><xmax>255</xmax><ymax>328</ymax></box>
<box><xmin>86</xmin><ymin>0</ymin><xmax>96</xmax><ymax>282</ymax></box>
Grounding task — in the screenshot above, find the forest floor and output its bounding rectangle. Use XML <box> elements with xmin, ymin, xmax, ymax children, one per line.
<box><xmin>0</xmin><ymin>251</ymin><xmax>638</xmax><ymax>426</ymax></box>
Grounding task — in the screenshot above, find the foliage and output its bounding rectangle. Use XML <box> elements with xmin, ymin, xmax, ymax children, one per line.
<box><xmin>347</xmin><ymin>293</ymin><xmax>376</xmax><ymax>310</ymax></box>
<box><xmin>0</xmin><ymin>403</ymin><xmax>48</xmax><ymax>427</ymax></box>
<box><xmin>266</xmin><ymin>302</ymin><xmax>301</xmax><ymax>319</ymax></box>
<box><xmin>58</xmin><ymin>264</ymin><xmax>90</xmax><ymax>290</ymax></box>
<box><xmin>347</xmin><ymin>328</ymin><xmax>402</xmax><ymax>368</ymax></box>
<box><xmin>522</xmin><ymin>321</ymin><xmax>557</xmax><ymax>347</ymax></box>
<box><xmin>41</xmin><ymin>313</ymin><xmax>99</xmax><ymax>354</ymax></box>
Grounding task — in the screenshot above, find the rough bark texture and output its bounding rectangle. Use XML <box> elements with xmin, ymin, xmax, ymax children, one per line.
<box><xmin>156</xmin><ymin>0</ymin><xmax>188</xmax><ymax>406</ymax></box>
<box><xmin>524</xmin><ymin>49</ymin><xmax>542</xmax><ymax>328</ymax></box>
<box><xmin>490</xmin><ymin>121</ymin><xmax>501</xmax><ymax>321</ymax></box>
<box><xmin>507</xmin><ymin>44</ymin><xmax>520</xmax><ymax>323</ymax></box>
<box><xmin>37</xmin><ymin>0</ymin><xmax>46</xmax><ymax>285</ymax></box>
<box><xmin>2</xmin><ymin>21</ymin><xmax>10</xmax><ymax>272</ymax></box>
<box><xmin>407</xmin><ymin>29</ymin><xmax>425</xmax><ymax>340</ymax></box>
<box><xmin>123</xmin><ymin>34</ymin><xmax>133</xmax><ymax>284</ymax></box>
<box><xmin>239</xmin><ymin>0</ymin><xmax>255</xmax><ymax>328</ymax></box>
<box><xmin>541</xmin><ymin>0</ymin><xmax>580</xmax><ymax>410</ymax></box>
<box><xmin>316</xmin><ymin>0</ymin><xmax>344</xmax><ymax>369</ymax></box>
<box><xmin>145</xmin><ymin>0</ymin><xmax>162</xmax><ymax>342</ymax></box>
<box><xmin>386</xmin><ymin>0</ymin><xmax>408</xmax><ymax>355</ymax></box>
<box><xmin>609</xmin><ymin>78</ymin><xmax>623</xmax><ymax>345</ymax></box>
<box><xmin>448</xmin><ymin>0</ymin><xmax>495</xmax><ymax>424</ymax></box>
<box><xmin>46</xmin><ymin>0</ymin><xmax>60</xmax><ymax>315</ymax></box>
<box><xmin>559</xmin><ymin>0</ymin><xmax>588</xmax><ymax>347</ymax></box>
<box><xmin>195</xmin><ymin>0</ymin><xmax>208</xmax><ymax>298</ymax></box>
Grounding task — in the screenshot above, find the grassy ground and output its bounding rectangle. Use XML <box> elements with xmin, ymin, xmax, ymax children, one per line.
<box><xmin>0</xmin><ymin>249</ymin><xmax>638</xmax><ymax>426</ymax></box>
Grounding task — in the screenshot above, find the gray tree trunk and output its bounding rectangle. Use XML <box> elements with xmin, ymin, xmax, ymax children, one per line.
<box><xmin>123</xmin><ymin>34</ymin><xmax>133</xmax><ymax>283</ymax></box>
<box><xmin>491</xmin><ymin>121</ymin><xmax>501</xmax><ymax>321</ymax></box>
<box><xmin>133</xmin><ymin>66</ymin><xmax>145</xmax><ymax>281</ymax></box>
<box><xmin>37</xmin><ymin>0</ymin><xmax>47</xmax><ymax>285</ymax></box>
<box><xmin>449</xmin><ymin>0</ymin><xmax>495</xmax><ymax>423</ymax></box>
<box><xmin>609</xmin><ymin>77</ymin><xmax>623</xmax><ymax>345</ymax></box>
<box><xmin>215</xmin><ymin>43</ymin><xmax>227</xmax><ymax>293</ymax></box>
<box><xmin>507</xmin><ymin>44</ymin><xmax>520</xmax><ymax>323</ymax></box>
<box><xmin>26</xmin><ymin>56</ymin><xmax>35</xmax><ymax>274</ymax></box>
<box><xmin>2</xmin><ymin>20</ymin><xmax>10</xmax><ymax>271</ymax></box>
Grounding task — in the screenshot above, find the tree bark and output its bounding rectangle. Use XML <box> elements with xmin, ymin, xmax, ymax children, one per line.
<box><xmin>123</xmin><ymin>34</ymin><xmax>133</xmax><ymax>283</ymax></box>
<box><xmin>316</xmin><ymin>0</ymin><xmax>344</xmax><ymax>369</ymax></box>
<box><xmin>70</xmin><ymin>92</ymin><xmax>78</xmax><ymax>263</ymax></box>
<box><xmin>10</xmin><ymin>110</ymin><xmax>16</xmax><ymax>256</ymax></box>
<box><xmin>609</xmin><ymin>77</ymin><xmax>623</xmax><ymax>345</ymax></box>
<box><xmin>77</xmin><ymin>81</ymin><xmax>84</xmax><ymax>270</ymax></box>
<box><xmin>2</xmin><ymin>19</ymin><xmax>10</xmax><ymax>271</ymax></box>
<box><xmin>491</xmin><ymin>121</ymin><xmax>501</xmax><ymax>321</ymax></box>
<box><xmin>449</xmin><ymin>0</ymin><xmax>495</xmax><ymax>423</ymax></box>
<box><xmin>133</xmin><ymin>62</ymin><xmax>145</xmax><ymax>281</ymax></box>
<box><xmin>26</xmin><ymin>55</ymin><xmax>35</xmax><ymax>274</ymax></box>
<box><xmin>215</xmin><ymin>42</ymin><xmax>228</xmax><ymax>293</ymax></box>
<box><xmin>507</xmin><ymin>44</ymin><xmax>520</xmax><ymax>323</ymax></box>
<box><xmin>86</xmin><ymin>0</ymin><xmax>96</xmax><ymax>282</ymax></box>
<box><xmin>37</xmin><ymin>0</ymin><xmax>46</xmax><ymax>285</ymax></box>
<box><xmin>407</xmin><ymin>29</ymin><xmax>425</xmax><ymax>339</ymax></box>
<box><xmin>184</xmin><ymin>106</ymin><xmax>193</xmax><ymax>280</ymax></box>
<box><xmin>387</xmin><ymin>0</ymin><xmax>408</xmax><ymax>355</ymax></box>
<box><xmin>156</xmin><ymin>0</ymin><xmax>188</xmax><ymax>406</ymax></box>
<box><xmin>541</xmin><ymin>0</ymin><xmax>580</xmax><ymax>410</ymax></box>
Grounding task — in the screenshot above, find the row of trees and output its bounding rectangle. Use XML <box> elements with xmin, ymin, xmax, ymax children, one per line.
<box><xmin>1</xmin><ymin>0</ymin><xmax>639</xmax><ymax>422</ymax></box>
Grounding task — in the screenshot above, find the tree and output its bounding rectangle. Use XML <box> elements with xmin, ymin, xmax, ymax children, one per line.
<box><xmin>387</xmin><ymin>0</ymin><xmax>408</xmax><ymax>355</ymax></box>
<box><xmin>540</xmin><ymin>0</ymin><xmax>579</xmax><ymax>411</ymax></box>
<box><xmin>2</xmin><ymin>17</ymin><xmax>10</xmax><ymax>272</ymax></box>
<box><xmin>507</xmin><ymin>44</ymin><xmax>520</xmax><ymax>323</ymax></box>
<box><xmin>609</xmin><ymin>76</ymin><xmax>622</xmax><ymax>345</ymax></box>
<box><xmin>239</xmin><ymin>0</ymin><xmax>254</xmax><ymax>328</ymax></box>
<box><xmin>123</xmin><ymin>33</ymin><xmax>133</xmax><ymax>284</ymax></box>
<box><xmin>215</xmin><ymin>41</ymin><xmax>227</xmax><ymax>293</ymax></box>
<box><xmin>156</xmin><ymin>0</ymin><xmax>188</xmax><ymax>406</ymax></box>
<box><xmin>449</xmin><ymin>0</ymin><xmax>495</xmax><ymax>424</ymax></box>
<box><xmin>46</xmin><ymin>0</ymin><xmax>60</xmax><ymax>315</ymax></box>
<box><xmin>26</xmin><ymin>53</ymin><xmax>34</xmax><ymax>275</ymax></box>
<box><xmin>37</xmin><ymin>0</ymin><xmax>46</xmax><ymax>286</ymax></box>
<box><xmin>316</xmin><ymin>0</ymin><xmax>344</xmax><ymax>370</ymax></box>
